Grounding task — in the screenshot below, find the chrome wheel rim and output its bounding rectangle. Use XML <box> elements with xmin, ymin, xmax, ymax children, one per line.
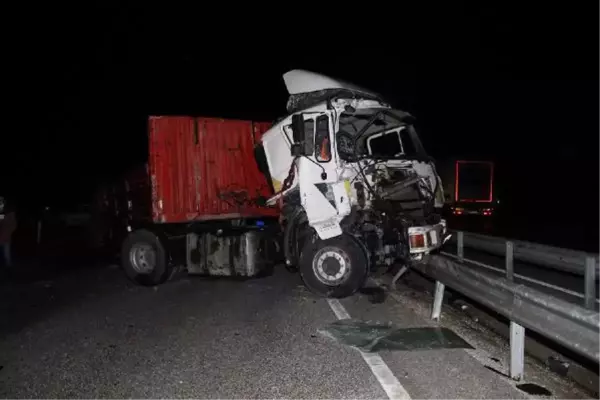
<box><xmin>129</xmin><ymin>244</ymin><xmax>156</xmax><ymax>274</ymax></box>
<box><xmin>312</xmin><ymin>246</ymin><xmax>351</xmax><ymax>286</ymax></box>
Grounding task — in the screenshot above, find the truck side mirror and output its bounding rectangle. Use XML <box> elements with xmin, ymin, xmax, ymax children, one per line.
<box><xmin>291</xmin><ymin>114</ymin><xmax>305</xmax><ymax>144</ymax></box>
<box><xmin>290</xmin><ymin>114</ymin><xmax>306</xmax><ymax>156</ymax></box>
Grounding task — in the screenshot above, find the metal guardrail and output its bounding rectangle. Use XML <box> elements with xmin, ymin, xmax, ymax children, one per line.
<box><xmin>413</xmin><ymin>237</ymin><xmax>600</xmax><ymax>381</ymax></box>
<box><xmin>449</xmin><ymin>230</ymin><xmax>600</xmax><ymax>276</ymax></box>
<box><xmin>449</xmin><ymin>231</ymin><xmax>599</xmax><ymax>309</ymax></box>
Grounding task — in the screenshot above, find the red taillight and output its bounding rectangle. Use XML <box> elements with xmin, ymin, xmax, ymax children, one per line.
<box><xmin>410</xmin><ymin>234</ymin><xmax>426</xmax><ymax>249</ymax></box>
<box><xmin>454</xmin><ymin>210</ymin><xmax>463</xmax><ymax>215</ymax></box>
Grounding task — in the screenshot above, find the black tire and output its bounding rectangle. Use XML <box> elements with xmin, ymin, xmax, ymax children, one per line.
<box><xmin>299</xmin><ymin>234</ymin><xmax>369</xmax><ymax>298</ymax></box>
<box><xmin>121</xmin><ymin>229</ymin><xmax>172</xmax><ymax>286</ymax></box>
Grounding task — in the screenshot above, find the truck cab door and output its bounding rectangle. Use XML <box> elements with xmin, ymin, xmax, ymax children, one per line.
<box><xmin>295</xmin><ymin>112</ymin><xmax>350</xmax><ymax>240</ymax></box>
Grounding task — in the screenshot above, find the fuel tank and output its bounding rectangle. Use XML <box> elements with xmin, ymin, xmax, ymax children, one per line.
<box><xmin>186</xmin><ymin>230</ymin><xmax>280</xmax><ymax>277</ymax></box>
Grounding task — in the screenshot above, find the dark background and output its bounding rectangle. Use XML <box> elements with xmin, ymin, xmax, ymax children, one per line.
<box><xmin>3</xmin><ymin>5</ymin><xmax>598</xmax><ymax>251</ymax></box>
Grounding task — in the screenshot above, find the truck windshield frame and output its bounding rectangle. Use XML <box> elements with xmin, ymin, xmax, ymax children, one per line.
<box><xmin>367</xmin><ymin>128</ymin><xmax>405</xmax><ymax>158</ymax></box>
<box><xmin>337</xmin><ymin>108</ymin><xmax>428</xmax><ymax>162</ymax></box>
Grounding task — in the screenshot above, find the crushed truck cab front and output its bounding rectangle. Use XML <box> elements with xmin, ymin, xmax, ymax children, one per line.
<box><xmin>256</xmin><ymin>70</ymin><xmax>448</xmax><ymax>297</ymax></box>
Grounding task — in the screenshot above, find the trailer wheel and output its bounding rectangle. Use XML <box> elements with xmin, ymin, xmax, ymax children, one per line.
<box><xmin>299</xmin><ymin>234</ymin><xmax>368</xmax><ymax>298</ymax></box>
<box><xmin>121</xmin><ymin>229</ymin><xmax>172</xmax><ymax>286</ymax></box>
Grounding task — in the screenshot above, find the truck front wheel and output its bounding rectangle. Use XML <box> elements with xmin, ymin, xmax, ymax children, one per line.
<box><xmin>299</xmin><ymin>234</ymin><xmax>368</xmax><ymax>298</ymax></box>
<box><xmin>121</xmin><ymin>229</ymin><xmax>172</xmax><ymax>286</ymax></box>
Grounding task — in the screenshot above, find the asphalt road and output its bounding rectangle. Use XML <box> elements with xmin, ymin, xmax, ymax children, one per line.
<box><xmin>0</xmin><ymin>263</ymin><xmax>591</xmax><ymax>399</ymax></box>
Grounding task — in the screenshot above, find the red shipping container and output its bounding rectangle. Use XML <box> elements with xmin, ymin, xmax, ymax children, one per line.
<box><xmin>148</xmin><ymin>116</ymin><xmax>278</xmax><ymax>223</ymax></box>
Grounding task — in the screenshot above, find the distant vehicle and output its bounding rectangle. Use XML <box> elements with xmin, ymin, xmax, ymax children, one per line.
<box><xmin>103</xmin><ymin>70</ymin><xmax>449</xmax><ymax>298</ymax></box>
<box><xmin>448</xmin><ymin>160</ymin><xmax>496</xmax><ymax>217</ymax></box>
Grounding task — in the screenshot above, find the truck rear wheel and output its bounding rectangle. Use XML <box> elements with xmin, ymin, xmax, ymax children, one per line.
<box><xmin>299</xmin><ymin>234</ymin><xmax>368</xmax><ymax>298</ymax></box>
<box><xmin>121</xmin><ymin>229</ymin><xmax>172</xmax><ymax>286</ymax></box>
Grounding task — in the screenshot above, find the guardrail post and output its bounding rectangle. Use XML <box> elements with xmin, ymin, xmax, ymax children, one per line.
<box><xmin>510</xmin><ymin>321</ymin><xmax>525</xmax><ymax>381</ymax></box>
<box><xmin>431</xmin><ymin>281</ymin><xmax>445</xmax><ymax>321</ymax></box>
<box><xmin>506</xmin><ymin>241</ymin><xmax>514</xmax><ymax>281</ymax></box>
<box><xmin>392</xmin><ymin>265</ymin><xmax>409</xmax><ymax>289</ymax></box>
<box><xmin>584</xmin><ymin>257</ymin><xmax>596</xmax><ymax>309</ymax></box>
<box><xmin>457</xmin><ymin>231</ymin><xmax>464</xmax><ymax>261</ymax></box>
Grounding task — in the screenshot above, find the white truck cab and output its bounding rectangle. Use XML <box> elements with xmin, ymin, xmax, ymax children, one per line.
<box><xmin>255</xmin><ymin>70</ymin><xmax>449</xmax><ymax>298</ymax></box>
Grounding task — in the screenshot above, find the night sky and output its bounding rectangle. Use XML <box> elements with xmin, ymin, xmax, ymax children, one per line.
<box><xmin>4</xmin><ymin>5</ymin><xmax>598</xmax><ymax>249</ymax></box>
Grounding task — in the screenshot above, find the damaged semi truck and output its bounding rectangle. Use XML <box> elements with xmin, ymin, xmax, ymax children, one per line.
<box><xmin>255</xmin><ymin>70</ymin><xmax>449</xmax><ymax>297</ymax></box>
<box><xmin>119</xmin><ymin>70</ymin><xmax>449</xmax><ymax>298</ymax></box>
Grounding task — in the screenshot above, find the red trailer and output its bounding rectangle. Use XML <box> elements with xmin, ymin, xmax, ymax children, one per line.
<box><xmin>118</xmin><ymin>116</ymin><xmax>281</xmax><ymax>286</ymax></box>
<box><xmin>148</xmin><ymin>116</ymin><xmax>277</xmax><ymax>223</ymax></box>
<box><xmin>452</xmin><ymin>160</ymin><xmax>495</xmax><ymax>216</ymax></box>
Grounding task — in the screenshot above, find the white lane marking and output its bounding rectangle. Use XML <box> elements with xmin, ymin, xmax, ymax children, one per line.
<box><xmin>326</xmin><ymin>298</ymin><xmax>411</xmax><ymax>400</ymax></box>
<box><xmin>327</xmin><ymin>297</ymin><xmax>352</xmax><ymax>319</ymax></box>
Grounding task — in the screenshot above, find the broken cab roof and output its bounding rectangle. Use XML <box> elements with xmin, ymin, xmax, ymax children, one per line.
<box><xmin>283</xmin><ymin>69</ymin><xmax>381</xmax><ymax>98</ymax></box>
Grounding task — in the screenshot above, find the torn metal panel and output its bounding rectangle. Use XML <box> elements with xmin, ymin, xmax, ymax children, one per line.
<box><xmin>318</xmin><ymin>319</ymin><xmax>473</xmax><ymax>352</ymax></box>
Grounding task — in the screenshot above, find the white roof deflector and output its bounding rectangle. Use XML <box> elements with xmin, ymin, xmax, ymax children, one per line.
<box><xmin>283</xmin><ymin>69</ymin><xmax>380</xmax><ymax>98</ymax></box>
